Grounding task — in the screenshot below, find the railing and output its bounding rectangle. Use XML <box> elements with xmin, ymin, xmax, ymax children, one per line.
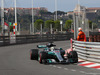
<box><xmin>0</xmin><ymin>36</ymin><xmax>10</xmax><ymax>46</ymax></box>
<box><xmin>0</xmin><ymin>33</ymin><xmax>73</xmax><ymax>46</ymax></box>
<box><xmin>72</xmin><ymin>40</ymin><xmax>100</xmax><ymax>63</ymax></box>
<box><xmin>89</xmin><ymin>32</ymin><xmax>100</xmax><ymax>42</ymax></box>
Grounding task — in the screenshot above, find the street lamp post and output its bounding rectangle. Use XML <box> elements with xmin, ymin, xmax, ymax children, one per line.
<box><xmin>32</xmin><ymin>0</ymin><xmax>34</xmax><ymax>34</ymax></box>
<box><xmin>1</xmin><ymin>0</ymin><xmax>4</xmax><ymax>36</ymax></box>
<box><xmin>60</xmin><ymin>21</ymin><xmax>63</xmax><ymax>32</ymax></box>
<box><xmin>15</xmin><ymin>0</ymin><xmax>17</xmax><ymax>32</ymax></box>
<box><xmin>50</xmin><ymin>24</ymin><xmax>53</xmax><ymax>34</ymax></box>
<box><xmin>30</xmin><ymin>24</ymin><xmax>31</xmax><ymax>34</ymax></box>
<box><xmin>55</xmin><ymin>0</ymin><xmax>57</xmax><ymax>21</ymax></box>
<box><xmin>41</xmin><ymin>24</ymin><xmax>42</xmax><ymax>35</ymax></box>
<box><xmin>78</xmin><ymin>0</ymin><xmax>80</xmax><ymax>27</ymax></box>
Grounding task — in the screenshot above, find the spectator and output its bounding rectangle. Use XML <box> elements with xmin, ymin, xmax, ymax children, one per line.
<box><xmin>77</xmin><ymin>27</ymin><xmax>86</xmax><ymax>42</ymax></box>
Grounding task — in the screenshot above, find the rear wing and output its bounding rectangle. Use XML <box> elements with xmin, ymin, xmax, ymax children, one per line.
<box><xmin>37</xmin><ymin>45</ymin><xmax>47</xmax><ymax>48</ymax></box>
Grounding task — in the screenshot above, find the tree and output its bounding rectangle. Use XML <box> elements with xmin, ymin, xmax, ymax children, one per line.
<box><xmin>88</xmin><ymin>20</ymin><xmax>97</xmax><ymax>29</ymax></box>
<box><xmin>88</xmin><ymin>20</ymin><xmax>92</xmax><ymax>29</ymax></box>
<box><xmin>40</xmin><ymin>10</ymin><xmax>53</xmax><ymax>15</ymax></box>
<box><xmin>53</xmin><ymin>11</ymin><xmax>66</xmax><ymax>15</ymax></box>
<box><xmin>64</xmin><ymin>20</ymin><xmax>72</xmax><ymax>30</ymax></box>
<box><xmin>34</xmin><ymin>19</ymin><xmax>44</xmax><ymax>30</ymax></box>
<box><xmin>92</xmin><ymin>23</ymin><xmax>97</xmax><ymax>29</ymax></box>
<box><xmin>10</xmin><ymin>25</ymin><xmax>13</xmax><ymax>32</ymax></box>
<box><xmin>54</xmin><ymin>20</ymin><xmax>60</xmax><ymax>31</ymax></box>
<box><xmin>45</xmin><ymin>20</ymin><xmax>54</xmax><ymax>29</ymax></box>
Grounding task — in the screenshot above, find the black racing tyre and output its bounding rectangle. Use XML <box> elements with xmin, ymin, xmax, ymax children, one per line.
<box><xmin>67</xmin><ymin>51</ymin><xmax>78</xmax><ymax>63</ymax></box>
<box><xmin>72</xmin><ymin>58</ymin><xmax>78</xmax><ymax>63</ymax></box>
<box><xmin>39</xmin><ymin>52</ymin><xmax>47</xmax><ymax>64</ymax></box>
<box><xmin>30</xmin><ymin>49</ymin><xmax>39</xmax><ymax>60</ymax></box>
<box><xmin>67</xmin><ymin>51</ymin><xmax>78</xmax><ymax>58</ymax></box>
<box><xmin>60</xmin><ymin>50</ymin><xmax>65</xmax><ymax>55</ymax></box>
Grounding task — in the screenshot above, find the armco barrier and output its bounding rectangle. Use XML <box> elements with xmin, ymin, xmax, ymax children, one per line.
<box><xmin>0</xmin><ymin>33</ymin><xmax>73</xmax><ymax>46</ymax></box>
<box><xmin>72</xmin><ymin>40</ymin><xmax>100</xmax><ymax>63</ymax></box>
<box><xmin>89</xmin><ymin>32</ymin><xmax>100</xmax><ymax>42</ymax></box>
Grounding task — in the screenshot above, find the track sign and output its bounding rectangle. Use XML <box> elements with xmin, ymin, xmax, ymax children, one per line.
<box><xmin>9</xmin><ymin>22</ymin><xmax>12</xmax><ymax>26</ymax></box>
<box><xmin>15</xmin><ymin>23</ymin><xmax>17</xmax><ymax>25</ymax></box>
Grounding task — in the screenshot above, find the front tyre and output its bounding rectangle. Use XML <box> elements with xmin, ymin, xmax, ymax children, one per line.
<box><xmin>39</xmin><ymin>52</ymin><xmax>47</xmax><ymax>64</ymax></box>
<box><xmin>67</xmin><ymin>51</ymin><xmax>78</xmax><ymax>63</ymax></box>
<box><xmin>30</xmin><ymin>49</ymin><xmax>38</xmax><ymax>60</ymax></box>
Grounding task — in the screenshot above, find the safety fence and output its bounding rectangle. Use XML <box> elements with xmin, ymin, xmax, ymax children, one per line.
<box><xmin>89</xmin><ymin>32</ymin><xmax>100</xmax><ymax>42</ymax></box>
<box><xmin>72</xmin><ymin>40</ymin><xmax>100</xmax><ymax>63</ymax></box>
<box><xmin>0</xmin><ymin>33</ymin><xmax>73</xmax><ymax>46</ymax></box>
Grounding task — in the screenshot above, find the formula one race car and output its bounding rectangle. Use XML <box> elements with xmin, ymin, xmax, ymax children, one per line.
<box><xmin>30</xmin><ymin>42</ymin><xmax>78</xmax><ymax>64</ymax></box>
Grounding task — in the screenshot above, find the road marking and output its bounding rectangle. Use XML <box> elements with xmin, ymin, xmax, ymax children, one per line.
<box><xmin>80</xmin><ymin>71</ymin><xmax>85</xmax><ymax>73</ymax></box>
<box><xmin>85</xmin><ymin>73</ymin><xmax>100</xmax><ymax>75</ymax></box>
<box><xmin>49</xmin><ymin>65</ymin><xmax>52</xmax><ymax>66</ymax></box>
<box><xmin>48</xmin><ymin>64</ymin><xmax>98</xmax><ymax>75</ymax></box>
<box><xmin>53</xmin><ymin>65</ymin><xmax>56</xmax><ymax>68</ymax></box>
<box><xmin>64</xmin><ymin>68</ymin><xmax>68</xmax><ymax>70</ymax></box>
<box><xmin>57</xmin><ymin>66</ymin><xmax>62</xmax><ymax>69</ymax></box>
<box><xmin>78</xmin><ymin>60</ymin><xmax>100</xmax><ymax>69</ymax></box>
<box><xmin>71</xmin><ymin>69</ymin><xmax>76</xmax><ymax>72</ymax></box>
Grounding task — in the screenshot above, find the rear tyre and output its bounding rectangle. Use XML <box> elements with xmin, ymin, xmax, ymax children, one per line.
<box><xmin>30</xmin><ymin>49</ymin><xmax>39</xmax><ymax>60</ymax></box>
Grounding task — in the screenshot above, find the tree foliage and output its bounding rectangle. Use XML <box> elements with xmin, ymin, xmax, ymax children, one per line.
<box><xmin>54</xmin><ymin>20</ymin><xmax>60</xmax><ymax>31</ymax></box>
<box><xmin>45</xmin><ymin>20</ymin><xmax>54</xmax><ymax>29</ymax></box>
<box><xmin>64</xmin><ymin>20</ymin><xmax>72</xmax><ymax>30</ymax></box>
<box><xmin>88</xmin><ymin>20</ymin><xmax>97</xmax><ymax>29</ymax></box>
<box><xmin>53</xmin><ymin>11</ymin><xmax>66</xmax><ymax>15</ymax></box>
<box><xmin>34</xmin><ymin>19</ymin><xmax>44</xmax><ymax>30</ymax></box>
<box><xmin>10</xmin><ymin>25</ymin><xmax>13</xmax><ymax>32</ymax></box>
<box><xmin>92</xmin><ymin>23</ymin><xmax>98</xmax><ymax>29</ymax></box>
<box><xmin>40</xmin><ymin>10</ymin><xmax>53</xmax><ymax>15</ymax></box>
<box><xmin>88</xmin><ymin>20</ymin><xmax>92</xmax><ymax>29</ymax></box>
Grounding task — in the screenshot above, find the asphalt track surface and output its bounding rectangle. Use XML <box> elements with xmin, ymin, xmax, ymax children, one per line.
<box><xmin>0</xmin><ymin>40</ymin><xmax>100</xmax><ymax>75</ymax></box>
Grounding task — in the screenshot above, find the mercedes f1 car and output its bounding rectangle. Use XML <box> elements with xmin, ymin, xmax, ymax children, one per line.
<box><xmin>30</xmin><ymin>42</ymin><xmax>78</xmax><ymax>64</ymax></box>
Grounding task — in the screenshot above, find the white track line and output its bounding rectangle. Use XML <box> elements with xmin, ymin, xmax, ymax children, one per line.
<box><xmin>80</xmin><ymin>71</ymin><xmax>86</xmax><ymax>73</ymax></box>
<box><xmin>64</xmin><ymin>68</ymin><xmax>68</xmax><ymax>70</ymax></box>
<box><xmin>71</xmin><ymin>69</ymin><xmax>76</xmax><ymax>72</ymax></box>
<box><xmin>57</xmin><ymin>66</ymin><xmax>62</xmax><ymax>69</ymax></box>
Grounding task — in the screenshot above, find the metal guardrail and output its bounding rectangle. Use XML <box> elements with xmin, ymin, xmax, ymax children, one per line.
<box><xmin>72</xmin><ymin>40</ymin><xmax>100</xmax><ymax>63</ymax></box>
<box><xmin>0</xmin><ymin>33</ymin><xmax>73</xmax><ymax>46</ymax></box>
<box><xmin>0</xmin><ymin>41</ymin><xmax>3</xmax><ymax>46</ymax></box>
<box><xmin>89</xmin><ymin>32</ymin><xmax>100</xmax><ymax>42</ymax></box>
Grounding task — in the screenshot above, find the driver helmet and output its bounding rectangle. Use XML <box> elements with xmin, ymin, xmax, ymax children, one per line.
<box><xmin>50</xmin><ymin>47</ymin><xmax>55</xmax><ymax>51</ymax></box>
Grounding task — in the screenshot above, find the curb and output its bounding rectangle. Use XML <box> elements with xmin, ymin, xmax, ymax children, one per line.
<box><xmin>78</xmin><ymin>59</ymin><xmax>100</xmax><ymax>69</ymax></box>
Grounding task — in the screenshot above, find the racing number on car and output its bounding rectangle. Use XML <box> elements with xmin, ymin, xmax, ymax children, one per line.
<box><xmin>55</xmin><ymin>51</ymin><xmax>59</xmax><ymax>53</ymax></box>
